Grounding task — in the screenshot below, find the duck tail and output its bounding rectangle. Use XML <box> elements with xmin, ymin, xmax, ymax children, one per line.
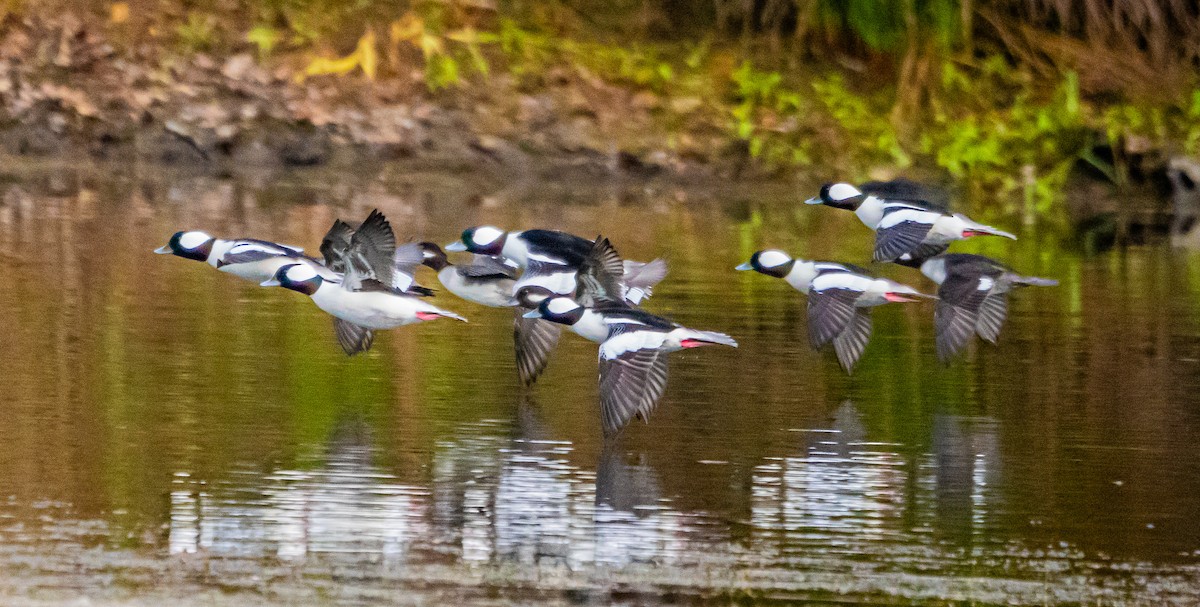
<box><xmin>680</xmin><ymin>330</ymin><xmax>738</xmax><ymax>348</ymax></box>
<box><xmin>957</xmin><ymin>215</ymin><xmax>1017</xmax><ymax>240</ymax></box>
<box><xmin>1013</xmin><ymin>275</ymin><xmax>1059</xmax><ymax>288</ymax></box>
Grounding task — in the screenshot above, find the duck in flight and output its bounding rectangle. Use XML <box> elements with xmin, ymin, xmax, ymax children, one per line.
<box><xmin>262</xmin><ymin>209</ymin><xmax>466</xmax><ymax>355</ymax></box>
<box><xmin>523</xmin><ymin>295</ymin><xmax>737</xmax><ymax>436</ymax></box>
<box><xmin>805</xmin><ymin>182</ymin><xmax>1016</xmax><ymax>263</ymax></box>
<box><xmin>916</xmin><ymin>253</ymin><xmax>1058</xmax><ymax>361</ymax></box>
<box><xmin>737</xmin><ymin>249</ymin><xmax>932</xmax><ymax>372</ymax></box>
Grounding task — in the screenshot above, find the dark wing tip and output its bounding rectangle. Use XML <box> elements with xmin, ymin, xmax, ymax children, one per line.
<box><xmin>333</xmin><ymin>318</ymin><xmax>375</xmax><ymax>355</ymax></box>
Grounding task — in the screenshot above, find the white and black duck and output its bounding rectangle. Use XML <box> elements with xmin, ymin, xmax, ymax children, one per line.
<box><xmin>446</xmin><ymin>226</ymin><xmax>667</xmax><ymax>304</ymax></box>
<box><xmin>805</xmin><ymin>182</ymin><xmax>1016</xmax><ymax>263</ymax></box>
<box><xmin>737</xmin><ymin>249</ymin><xmax>932</xmax><ymax>372</ymax></box>
<box><xmin>523</xmin><ymin>295</ymin><xmax>737</xmax><ymax>436</ymax></box>
<box><xmin>263</xmin><ymin>209</ymin><xmax>466</xmax><ymax>355</ymax></box>
<box><xmin>154</xmin><ymin>231</ymin><xmax>334</xmax><ymax>283</ymax></box>
<box><xmin>917</xmin><ymin>253</ymin><xmax>1058</xmax><ymax>361</ymax></box>
<box><xmin>417</xmin><ymin>242</ymin><xmax>520</xmax><ymax>308</ymax></box>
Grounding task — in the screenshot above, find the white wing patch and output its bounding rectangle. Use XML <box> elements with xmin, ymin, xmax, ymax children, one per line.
<box><xmin>604</xmin><ymin>317</ymin><xmax>646</xmax><ymax>326</ymax></box>
<box><xmin>977</xmin><ymin>276</ymin><xmax>995</xmax><ymax>291</ymax></box>
<box><xmin>879</xmin><ymin>209</ymin><xmax>939</xmax><ymax>229</ymax></box>
<box><xmin>600</xmin><ymin>331</ymin><xmax>668</xmax><ymax>360</ymax></box>
<box><xmin>228</xmin><ymin>242</ymin><xmax>283</xmax><ymax>255</ymax></box>
<box><xmin>812</xmin><ymin>272</ymin><xmax>871</xmax><ymax>293</ymax></box>
<box><xmin>829</xmin><ymin>183</ymin><xmax>861</xmax><ymax>201</ymax></box>
<box><xmin>526</xmin><ymin>252</ymin><xmax>568</xmax><ymax>264</ymax></box>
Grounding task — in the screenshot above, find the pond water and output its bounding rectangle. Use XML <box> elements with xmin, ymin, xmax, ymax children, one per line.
<box><xmin>1</xmin><ymin>160</ymin><xmax>1200</xmax><ymax>605</ymax></box>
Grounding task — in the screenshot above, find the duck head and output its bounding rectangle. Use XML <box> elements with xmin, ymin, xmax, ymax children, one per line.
<box><xmin>805</xmin><ymin>183</ymin><xmax>866</xmax><ymax>211</ymax></box>
<box><xmin>261</xmin><ymin>263</ymin><xmax>324</xmax><ymax>295</ymax></box>
<box><xmin>512</xmin><ymin>285</ymin><xmax>556</xmax><ymax>309</ymax></box>
<box><xmin>736</xmin><ymin>249</ymin><xmax>796</xmax><ymax>278</ymax></box>
<box><xmin>446</xmin><ymin>225</ymin><xmax>507</xmax><ymax>255</ymax></box>
<box><xmin>523</xmin><ymin>295</ymin><xmax>585</xmax><ymax>326</ymax></box>
<box><xmin>154</xmin><ymin>231</ymin><xmax>215</xmax><ymax>262</ymax></box>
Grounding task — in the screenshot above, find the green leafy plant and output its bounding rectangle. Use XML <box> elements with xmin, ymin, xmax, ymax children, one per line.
<box><xmin>176</xmin><ymin>12</ymin><xmax>218</xmax><ymax>52</ymax></box>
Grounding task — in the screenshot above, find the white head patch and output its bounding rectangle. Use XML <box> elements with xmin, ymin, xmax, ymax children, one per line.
<box><xmin>828</xmin><ymin>183</ymin><xmax>861</xmax><ymax>201</ymax></box>
<box><xmin>472</xmin><ymin>226</ymin><xmax>504</xmax><ymax>246</ymax></box>
<box><xmin>757</xmin><ymin>249</ymin><xmax>792</xmax><ymax>268</ymax></box>
<box><xmin>546</xmin><ymin>297</ymin><xmax>580</xmax><ymax>315</ymax></box>
<box><xmin>285</xmin><ymin>263</ymin><xmax>318</xmax><ymax>282</ymax></box>
<box><xmin>179</xmin><ymin>231</ymin><xmax>211</xmax><ymax>249</ymax></box>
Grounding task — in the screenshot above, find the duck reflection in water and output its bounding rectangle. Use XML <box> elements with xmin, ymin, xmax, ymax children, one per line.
<box><xmin>167</xmin><ymin>414</ymin><xmax>427</xmax><ymax>561</ymax></box>
<box><xmin>433</xmin><ymin>396</ymin><xmax>688</xmax><ymax>568</ymax></box>
<box><xmin>749</xmin><ymin>400</ymin><xmax>1002</xmax><ymax>553</ymax></box>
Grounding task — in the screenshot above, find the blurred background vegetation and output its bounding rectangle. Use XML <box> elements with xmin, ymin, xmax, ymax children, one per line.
<box><xmin>8</xmin><ymin>0</ymin><xmax>1200</xmax><ymax>215</ymax></box>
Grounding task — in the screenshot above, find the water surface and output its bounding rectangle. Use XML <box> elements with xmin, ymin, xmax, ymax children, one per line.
<box><xmin>1</xmin><ymin>160</ymin><xmax>1199</xmax><ymax>605</ymax></box>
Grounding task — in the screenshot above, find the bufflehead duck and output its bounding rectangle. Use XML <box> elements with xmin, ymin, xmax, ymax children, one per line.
<box><xmin>263</xmin><ymin>210</ymin><xmax>466</xmax><ymax>354</ymax></box>
<box><xmin>154</xmin><ymin>231</ymin><xmax>331</xmax><ymax>283</ymax></box>
<box><xmin>805</xmin><ymin>183</ymin><xmax>1017</xmax><ymax>263</ymax></box>
<box><xmin>446</xmin><ymin>226</ymin><xmax>668</xmax><ymax>303</ymax></box>
<box><xmin>737</xmin><ymin>249</ymin><xmax>932</xmax><ymax>372</ymax></box>
<box><xmin>918</xmin><ymin>253</ymin><xmax>1058</xmax><ymax>361</ymax></box>
<box><xmin>523</xmin><ymin>296</ymin><xmax>737</xmax><ymax>436</ymax></box>
<box><xmin>417</xmin><ymin>242</ymin><xmax>519</xmax><ymax>308</ymax></box>
<box><xmin>507</xmin><ymin>237</ymin><xmax>666</xmax><ymax>386</ymax></box>
<box><xmin>446</xmin><ymin>226</ymin><xmax>591</xmax><ymax>267</ymax></box>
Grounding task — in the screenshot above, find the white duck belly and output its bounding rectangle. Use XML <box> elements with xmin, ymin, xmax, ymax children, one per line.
<box><xmin>438</xmin><ymin>267</ymin><xmax>514</xmax><ymax>307</ymax></box>
<box><xmin>311</xmin><ymin>288</ymin><xmax>427</xmax><ymax>330</ymax></box>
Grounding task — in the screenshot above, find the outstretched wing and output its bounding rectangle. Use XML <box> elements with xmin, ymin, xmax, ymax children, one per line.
<box><xmin>576</xmin><ymin>236</ymin><xmax>626</xmax><ymax>306</ymax></box>
<box><xmin>332</xmin><ymin>318</ymin><xmax>374</xmax><ymax>355</ymax></box>
<box><xmin>513</xmin><ymin>310</ymin><xmax>562</xmax><ymax>385</ymax></box>
<box><xmin>975</xmin><ymin>293</ymin><xmax>1009</xmax><ymax>343</ymax></box>
<box><xmin>806</xmin><ymin>288</ymin><xmax>861</xmax><ymax>349</ymax></box>
<box><xmin>934</xmin><ymin>272</ymin><xmax>994</xmax><ymax>361</ymax></box>
<box><xmin>320</xmin><ymin>219</ymin><xmax>355</xmax><ymax>272</ymax></box>
<box><xmin>345</xmin><ymin>209</ymin><xmax>397</xmax><ymax>290</ymax></box>
<box><xmin>831</xmin><ymin>308</ymin><xmax>873</xmax><ymax>373</ymax></box>
<box><xmin>598</xmin><ymin>348</ymin><xmax>669</xmax><ymax>436</ymax></box>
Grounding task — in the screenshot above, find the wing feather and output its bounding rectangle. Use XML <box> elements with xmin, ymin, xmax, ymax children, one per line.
<box><xmin>874</xmin><ymin>220</ymin><xmax>934</xmax><ymax>262</ymax></box>
<box><xmin>599</xmin><ymin>348</ymin><xmax>668</xmax><ymax>436</ymax></box>
<box><xmin>513</xmin><ymin>311</ymin><xmax>562</xmax><ymax>385</ymax></box>
<box><xmin>832</xmin><ymin>308</ymin><xmax>873</xmax><ymax>373</ymax></box>
<box><xmin>332</xmin><ymin>318</ymin><xmax>374</xmax><ymax>355</ymax></box>
<box><xmin>806</xmin><ymin>288</ymin><xmax>860</xmax><ymax>349</ymax></box>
